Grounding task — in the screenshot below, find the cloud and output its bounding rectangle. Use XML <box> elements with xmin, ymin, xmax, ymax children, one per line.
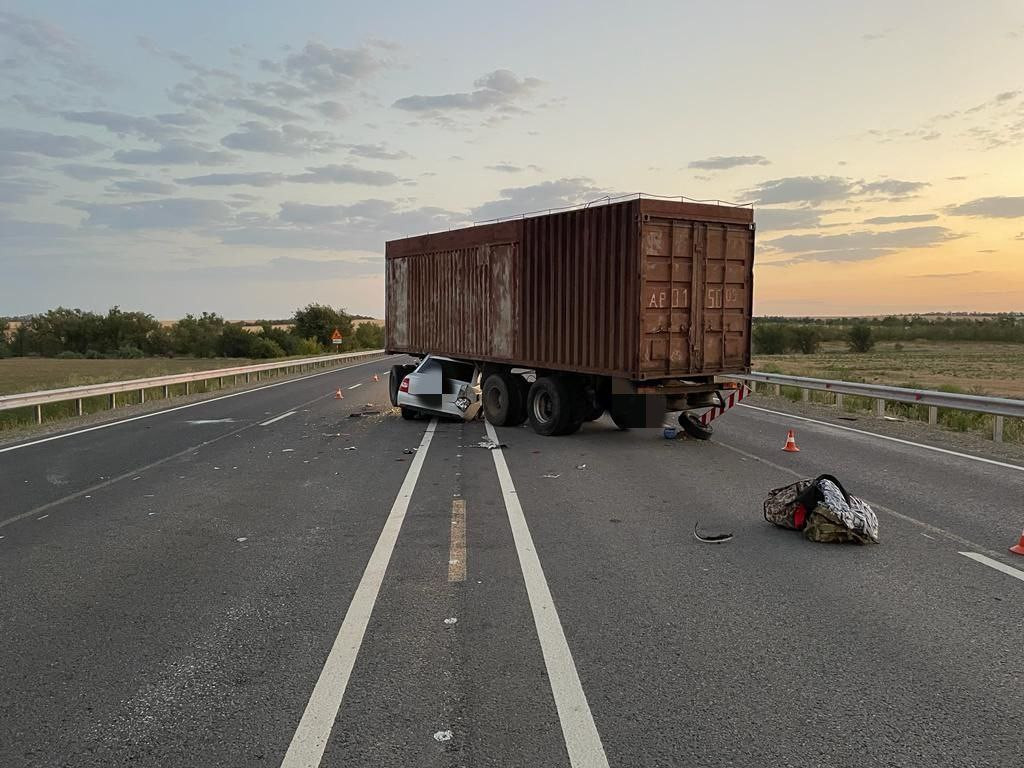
<box><xmin>763</xmin><ymin>225</ymin><xmax>963</xmax><ymax>263</ymax></box>
<box><xmin>68</xmin><ymin>197</ymin><xmax>235</xmax><ymax>230</ymax></box>
<box><xmin>947</xmin><ymin>175</ymin><xmax>968</xmax><ymax>181</ymax></box>
<box><xmin>862</xmin><ymin>32</ymin><xmax>886</xmax><ymax>41</ymax></box>
<box><xmin>109</xmin><ymin>179</ymin><xmax>177</xmax><ymax>195</ymax></box>
<box><xmin>689</xmin><ymin>155</ymin><xmax>770</xmax><ymax>171</ymax></box>
<box><xmin>943</xmin><ymin>196</ymin><xmax>1024</xmax><ymax>218</ymax></box>
<box><xmin>347</xmin><ymin>143</ymin><xmax>410</xmax><ymax>161</ymax></box>
<box><xmin>0</xmin><ymin>211</ymin><xmax>75</xmax><ymax>241</ymax></box>
<box><xmin>743</xmin><ymin>175</ymin><xmax>927</xmax><ymax>205</ymax></box>
<box><xmin>221</xmin><ymin>121</ymin><xmax>338</xmax><ymax>154</ymax></box>
<box><xmin>0</xmin><ymin>10</ymin><xmax>112</xmax><ymax>87</ymax></box>
<box><xmin>114</xmin><ymin>140</ymin><xmax>236</xmax><ymax>165</ymax></box>
<box><xmin>224</xmin><ymin>98</ymin><xmax>303</xmax><ymax>122</ymax></box>
<box><xmin>486</xmin><ymin>163</ymin><xmax>524</xmax><ymax>173</ymax></box>
<box><xmin>744</xmin><ymin>176</ymin><xmax>854</xmax><ymax>205</ymax></box>
<box><xmin>469</xmin><ymin>177</ymin><xmax>606</xmax><ymax>221</ymax></box>
<box><xmin>0</xmin><ymin>127</ymin><xmax>104</xmax><ymax>157</ymax></box>
<box><xmin>176</xmin><ymin>172</ymin><xmax>284</xmax><ymax>187</ymax></box>
<box><xmin>911</xmin><ymin>271</ymin><xmax>986</xmax><ymax>279</ymax></box>
<box><xmin>0</xmin><ymin>176</ymin><xmax>51</xmax><ymax>203</ymax></box>
<box><xmin>314</xmin><ymin>100</ymin><xmax>351</xmax><ymax>119</ymax></box>
<box><xmin>393</xmin><ymin>69</ymin><xmax>542</xmax><ymax>113</ymax></box>
<box><xmin>137</xmin><ymin>36</ymin><xmax>241</xmax><ymax>85</ymax></box>
<box><xmin>0</xmin><ymin>150</ymin><xmax>37</xmax><ymax>171</ymax></box>
<box><xmin>754</xmin><ymin>208</ymin><xmax>828</xmax><ymax>231</ymax></box>
<box><xmin>857</xmin><ymin>179</ymin><xmax>928</xmax><ymax>199</ymax></box>
<box><xmin>862</xmin><ymin>213</ymin><xmax>938</xmax><ymax>224</ymax></box>
<box><xmin>57</xmin><ymin>163</ymin><xmax>136</xmax><ymax>181</ymax></box>
<box><xmin>287</xmin><ymin>163</ymin><xmax>400</xmax><ymax>186</ymax></box>
<box><xmin>283</xmin><ymin>42</ymin><xmax>388</xmax><ymax>93</ymax></box>
<box><xmin>249</xmin><ymin>80</ymin><xmax>309</xmax><ymax>103</ymax></box>
<box><xmin>59</xmin><ymin>110</ymin><xmax>179</xmax><ymax>141</ymax></box>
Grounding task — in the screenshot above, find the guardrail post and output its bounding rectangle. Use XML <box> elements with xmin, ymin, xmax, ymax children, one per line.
<box><xmin>835</xmin><ymin>393</ymin><xmax>844</xmax><ymax>410</ymax></box>
<box><xmin>772</xmin><ymin>383</ymin><xmax>781</xmax><ymax>396</ymax></box>
<box><xmin>76</xmin><ymin>398</ymin><xmax>83</xmax><ymax>416</ymax></box>
<box><xmin>246</xmin><ymin>372</ymin><xmax>251</xmax><ymax>384</ymax></box>
<box><xmin>35</xmin><ymin>404</ymin><xmax>42</xmax><ymax>424</ymax></box>
<box><xmin>184</xmin><ymin>381</ymin><xmax>190</xmax><ymax>395</ymax></box>
<box><xmin>928</xmin><ymin>406</ymin><xmax>937</xmax><ymax>425</ymax></box>
<box><xmin>801</xmin><ymin>388</ymin><xmax>809</xmax><ymax>402</ymax></box>
<box><xmin>994</xmin><ymin>415</ymin><xmax>1004</xmax><ymax>443</ymax></box>
<box><xmin>163</xmin><ymin>385</ymin><xmax>169</xmax><ymax>398</ymax></box>
<box><xmin>218</xmin><ymin>376</ymin><xmax>223</xmax><ymax>389</ymax></box>
<box><xmin>875</xmin><ymin>398</ymin><xmax>885</xmax><ymax>417</ymax></box>
<box><xmin>139</xmin><ymin>388</ymin><xmax>145</xmax><ymax>404</ymax></box>
<box><xmin>110</xmin><ymin>393</ymin><xmax>116</xmax><ymax>410</ymax></box>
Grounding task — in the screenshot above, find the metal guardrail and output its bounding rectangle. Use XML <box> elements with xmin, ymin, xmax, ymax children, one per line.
<box><xmin>0</xmin><ymin>349</ymin><xmax>387</xmax><ymax>424</ymax></box>
<box><xmin>732</xmin><ymin>372</ymin><xmax>1024</xmax><ymax>442</ymax></box>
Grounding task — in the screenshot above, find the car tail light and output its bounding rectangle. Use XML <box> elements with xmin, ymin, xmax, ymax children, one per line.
<box><xmin>399</xmin><ymin>377</ymin><xmax>410</xmax><ymax>393</ymax></box>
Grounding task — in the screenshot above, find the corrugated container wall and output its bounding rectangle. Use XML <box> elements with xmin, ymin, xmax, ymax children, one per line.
<box><xmin>386</xmin><ymin>198</ymin><xmax>754</xmax><ymax>381</ymax></box>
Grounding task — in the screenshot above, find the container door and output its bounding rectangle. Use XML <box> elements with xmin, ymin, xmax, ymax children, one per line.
<box><xmin>641</xmin><ymin>220</ymin><xmax>695</xmax><ymax>375</ymax></box>
<box><xmin>700</xmin><ymin>222</ymin><xmax>753</xmax><ymax>372</ymax></box>
<box><xmin>641</xmin><ymin>218</ymin><xmax>752</xmax><ymax>376</ymax></box>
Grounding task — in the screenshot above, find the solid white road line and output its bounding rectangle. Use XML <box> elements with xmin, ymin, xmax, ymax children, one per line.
<box><xmin>280</xmin><ymin>419</ymin><xmax>437</xmax><ymax>768</ymax></box>
<box><xmin>0</xmin><ymin>356</ymin><xmax>395</xmax><ymax>455</ymax></box>
<box><xmin>959</xmin><ymin>552</ymin><xmax>1024</xmax><ymax>584</ymax></box>
<box><xmin>348</xmin><ymin>383</ymin><xmax>363</xmax><ymax>389</ymax></box>
<box><xmin>485</xmin><ymin>422</ymin><xmax>610</xmax><ymax>768</ymax></box>
<box><xmin>739</xmin><ymin>403</ymin><xmax>1024</xmax><ymax>474</ymax></box>
<box><xmin>259</xmin><ymin>411</ymin><xmax>296</xmax><ymax>427</ymax></box>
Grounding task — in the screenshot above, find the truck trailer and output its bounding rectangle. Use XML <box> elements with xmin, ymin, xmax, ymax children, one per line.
<box><xmin>385</xmin><ymin>195</ymin><xmax>755</xmax><ymax>438</ymax></box>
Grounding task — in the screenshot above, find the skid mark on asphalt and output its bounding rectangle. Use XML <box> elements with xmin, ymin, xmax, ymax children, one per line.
<box><xmin>280</xmin><ymin>419</ymin><xmax>437</xmax><ymax>768</ymax></box>
<box><xmin>485</xmin><ymin>422</ymin><xmax>610</xmax><ymax>768</ymax></box>
<box><xmin>959</xmin><ymin>552</ymin><xmax>1024</xmax><ymax>584</ymax></box>
<box><xmin>449</xmin><ymin>498</ymin><xmax>466</xmax><ymax>582</ymax></box>
<box><xmin>716</xmin><ymin>439</ymin><xmax>1010</xmax><ymax>562</ymax></box>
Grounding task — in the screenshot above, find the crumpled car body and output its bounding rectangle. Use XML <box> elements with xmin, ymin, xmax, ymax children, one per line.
<box><xmin>396</xmin><ymin>355</ymin><xmax>482</xmax><ymax>421</ymax></box>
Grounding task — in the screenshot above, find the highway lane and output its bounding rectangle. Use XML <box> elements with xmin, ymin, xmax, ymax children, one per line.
<box><xmin>1</xmin><ymin>377</ymin><xmax>1022</xmax><ymax>767</ymax></box>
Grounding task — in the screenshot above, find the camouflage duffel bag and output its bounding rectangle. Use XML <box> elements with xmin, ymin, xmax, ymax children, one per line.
<box><xmin>764</xmin><ymin>474</ymin><xmax>880</xmax><ymax>544</ymax></box>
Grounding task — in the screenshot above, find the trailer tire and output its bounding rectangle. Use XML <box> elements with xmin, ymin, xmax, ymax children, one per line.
<box><xmin>527</xmin><ymin>376</ymin><xmax>572</xmax><ymax>436</ymax></box>
<box><xmin>679</xmin><ymin>412</ymin><xmax>713</xmax><ymax>440</ymax></box>
<box><xmin>482</xmin><ymin>372</ymin><xmax>524</xmax><ymax>427</ymax></box>
<box><xmin>400</xmin><ymin>406</ymin><xmax>420</xmax><ymax>421</ymax></box>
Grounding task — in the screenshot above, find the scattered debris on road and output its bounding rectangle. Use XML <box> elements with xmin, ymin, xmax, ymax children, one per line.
<box><xmin>433</xmin><ymin>730</ymin><xmax>453</xmax><ymax>743</ymax></box>
<box><xmin>443</xmin><ymin>617</ymin><xmax>458</xmax><ymax>625</ymax></box>
<box><xmin>576</xmin><ymin>464</ymin><xmax>587</xmax><ymax>470</ymax></box>
<box><xmin>236</xmin><ymin>537</ymin><xmax>248</xmax><ymax>543</ymax></box>
<box><xmin>403</xmin><ymin>448</ymin><xmax>417</xmax><ymax>454</ymax></box>
<box><xmin>541</xmin><ymin>473</ymin><xmax>561</xmax><ymax>479</ymax></box>
<box><xmin>344</xmin><ymin>446</ymin><xmax>357</xmax><ymax>451</ymax></box>
<box><xmin>693</xmin><ymin>522</ymin><xmax>734</xmax><ymax>543</ymax></box>
<box><xmin>476</xmin><ymin>440</ymin><xmax>506</xmax><ymax>449</ymax></box>
<box><xmin>281</xmin><ymin>449</ymin><xmax>294</xmax><ymax>453</ymax></box>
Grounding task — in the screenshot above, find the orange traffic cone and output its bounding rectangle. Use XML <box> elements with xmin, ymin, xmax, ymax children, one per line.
<box><xmin>334</xmin><ymin>388</ymin><xmax>344</xmax><ymax>400</ymax></box>
<box><xmin>372</xmin><ymin>373</ymin><xmax>380</xmax><ymax>382</ymax></box>
<box><xmin>782</xmin><ymin>430</ymin><xmax>800</xmax><ymax>452</ymax></box>
<box><xmin>1011</xmin><ymin>529</ymin><xmax>1024</xmax><ymax>556</ymax></box>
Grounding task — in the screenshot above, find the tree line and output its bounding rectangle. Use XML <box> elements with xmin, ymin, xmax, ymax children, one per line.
<box><xmin>752</xmin><ymin>314</ymin><xmax>1024</xmax><ymax>355</ymax></box>
<box><xmin>0</xmin><ymin>304</ymin><xmax>385</xmax><ymax>360</ymax></box>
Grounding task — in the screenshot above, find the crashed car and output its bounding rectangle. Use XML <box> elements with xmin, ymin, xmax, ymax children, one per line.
<box><xmin>389</xmin><ymin>355</ymin><xmax>482</xmax><ymax>421</ymax></box>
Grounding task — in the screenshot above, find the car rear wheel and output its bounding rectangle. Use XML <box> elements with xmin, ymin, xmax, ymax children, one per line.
<box><xmin>400</xmin><ymin>406</ymin><xmax>420</xmax><ymax>421</ymax></box>
<box><xmin>527</xmin><ymin>376</ymin><xmax>573</xmax><ymax>436</ymax></box>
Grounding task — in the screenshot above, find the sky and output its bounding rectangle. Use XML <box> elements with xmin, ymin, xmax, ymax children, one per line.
<box><xmin>1</xmin><ymin>0</ymin><xmax>1023</xmax><ymax>320</ymax></box>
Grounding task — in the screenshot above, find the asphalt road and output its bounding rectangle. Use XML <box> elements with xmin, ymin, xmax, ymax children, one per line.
<box><xmin>1</xmin><ymin>357</ymin><xmax>1022</xmax><ymax>768</ymax></box>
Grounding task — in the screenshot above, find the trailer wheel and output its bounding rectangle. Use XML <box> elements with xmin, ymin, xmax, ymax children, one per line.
<box><xmin>482</xmin><ymin>372</ymin><xmax>525</xmax><ymax>426</ymax></box>
<box><xmin>527</xmin><ymin>376</ymin><xmax>572</xmax><ymax>436</ymax></box>
<box><xmin>679</xmin><ymin>412</ymin><xmax>713</xmax><ymax>440</ymax></box>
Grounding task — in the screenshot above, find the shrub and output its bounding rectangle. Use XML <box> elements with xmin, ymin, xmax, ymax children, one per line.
<box><xmin>217</xmin><ymin>324</ymin><xmax>257</xmax><ymax>358</ymax></box>
<box><xmin>295</xmin><ymin>336</ymin><xmax>323</xmax><ymax>356</ymax></box>
<box><xmin>56</xmin><ymin>350</ymin><xmax>84</xmax><ymax>359</ymax></box>
<box><xmin>753</xmin><ymin>323</ymin><xmax>792</xmax><ymax>355</ymax></box>
<box><xmin>247</xmin><ymin>337</ymin><xmax>285</xmax><ymax>359</ymax></box>
<box><xmin>117</xmin><ymin>345</ymin><xmax>145</xmax><ymax>359</ymax></box>
<box><xmin>848</xmin><ymin>323</ymin><xmax>875</xmax><ymax>353</ymax></box>
<box><xmin>84</xmin><ymin>349</ymin><xmax>104</xmax><ymax>359</ymax></box>
<box><xmin>790</xmin><ymin>326</ymin><xmax>820</xmax><ymax>354</ymax></box>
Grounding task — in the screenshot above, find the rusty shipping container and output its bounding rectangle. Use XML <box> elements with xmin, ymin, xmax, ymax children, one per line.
<box><xmin>385</xmin><ymin>197</ymin><xmax>754</xmax><ymax>382</ymax></box>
